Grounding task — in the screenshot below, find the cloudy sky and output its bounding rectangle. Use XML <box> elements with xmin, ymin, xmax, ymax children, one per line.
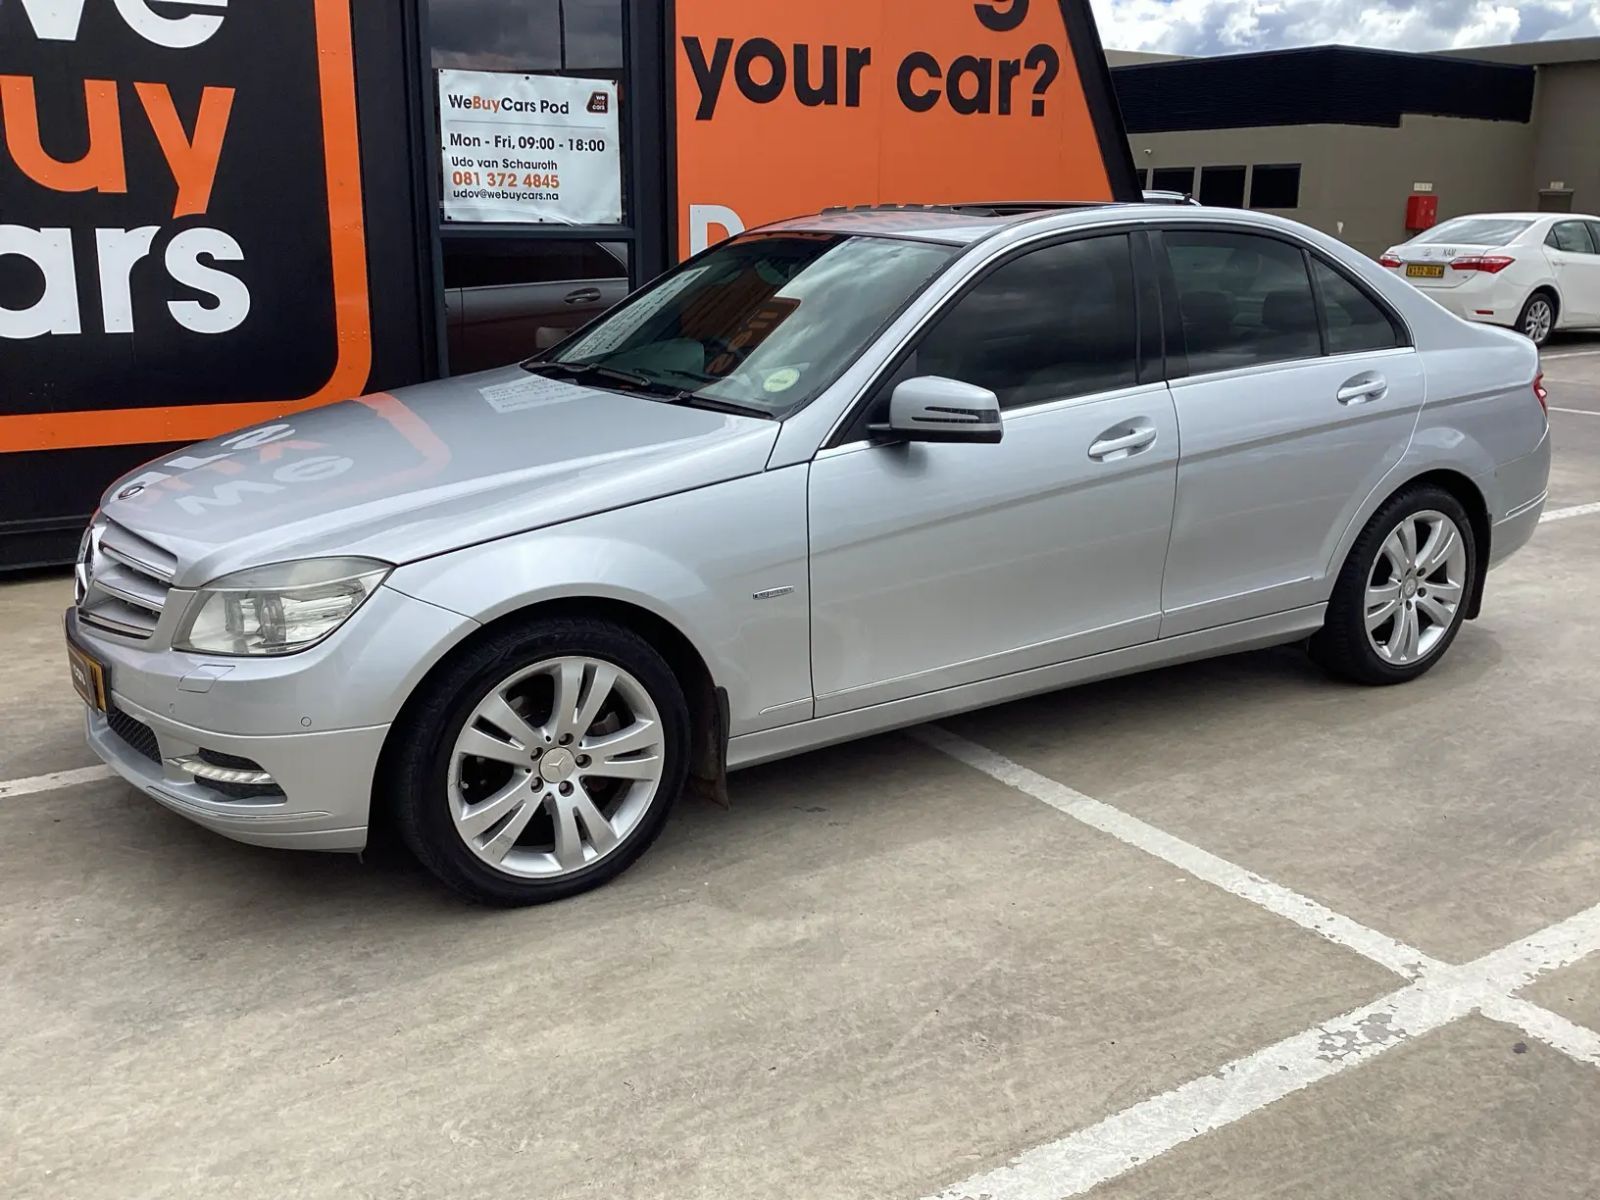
<box><xmin>1091</xmin><ymin>0</ymin><xmax>1600</xmax><ymax>55</ymax></box>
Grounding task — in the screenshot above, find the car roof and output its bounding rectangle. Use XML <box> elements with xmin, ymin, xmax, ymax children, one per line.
<box><xmin>759</xmin><ymin>201</ymin><xmax>1238</xmax><ymax>246</ymax></box>
<box><xmin>1431</xmin><ymin>212</ymin><xmax>1600</xmax><ymax>223</ymax></box>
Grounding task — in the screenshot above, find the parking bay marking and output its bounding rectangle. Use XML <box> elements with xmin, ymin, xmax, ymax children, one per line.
<box><xmin>915</xmin><ymin>727</ymin><xmax>1600</xmax><ymax>1200</ymax></box>
<box><xmin>1542</xmin><ymin>500</ymin><xmax>1600</xmax><ymax>523</ymax></box>
<box><xmin>0</xmin><ymin>764</ymin><xmax>113</xmax><ymax>800</ymax></box>
<box><xmin>1548</xmin><ymin>407</ymin><xmax>1600</xmax><ymax>417</ymax></box>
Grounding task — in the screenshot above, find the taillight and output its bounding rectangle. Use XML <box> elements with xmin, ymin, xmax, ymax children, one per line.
<box><xmin>1450</xmin><ymin>255</ymin><xmax>1515</xmax><ymax>273</ymax></box>
<box><xmin>1534</xmin><ymin>371</ymin><xmax>1548</xmax><ymax>415</ymax></box>
<box><xmin>1378</xmin><ymin>253</ymin><xmax>1402</xmax><ymax>269</ymax></box>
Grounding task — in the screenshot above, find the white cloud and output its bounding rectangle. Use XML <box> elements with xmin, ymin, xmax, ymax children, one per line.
<box><xmin>1092</xmin><ymin>0</ymin><xmax>1600</xmax><ymax>55</ymax></box>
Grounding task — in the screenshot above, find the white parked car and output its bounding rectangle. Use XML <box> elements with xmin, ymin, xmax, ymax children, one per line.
<box><xmin>1379</xmin><ymin>212</ymin><xmax>1600</xmax><ymax>347</ymax></box>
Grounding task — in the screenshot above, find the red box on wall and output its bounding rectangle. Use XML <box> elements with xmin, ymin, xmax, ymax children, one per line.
<box><xmin>1406</xmin><ymin>193</ymin><xmax>1439</xmax><ymax>231</ymax></box>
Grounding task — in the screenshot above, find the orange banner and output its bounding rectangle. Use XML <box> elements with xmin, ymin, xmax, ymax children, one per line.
<box><xmin>673</xmin><ymin>0</ymin><xmax>1133</xmax><ymax>255</ymax></box>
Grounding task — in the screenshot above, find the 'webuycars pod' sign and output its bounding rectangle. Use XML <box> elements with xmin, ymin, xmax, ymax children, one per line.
<box><xmin>672</xmin><ymin>0</ymin><xmax>1139</xmax><ymax>254</ymax></box>
<box><xmin>0</xmin><ymin>0</ymin><xmax>371</xmax><ymax>454</ymax></box>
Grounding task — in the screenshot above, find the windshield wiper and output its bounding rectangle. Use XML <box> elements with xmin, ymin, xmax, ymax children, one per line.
<box><xmin>662</xmin><ymin>393</ymin><xmax>775</xmax><ymax>419</ymax></box>
<box><xmin>522</xmin><ymin>360</ymin><xmax>654</xmax><ymax>390</ymax></box>
<box><xmin>524</xmin><ymin>359</ymin><xmax>773</xmax><ymax>419</ymax></box>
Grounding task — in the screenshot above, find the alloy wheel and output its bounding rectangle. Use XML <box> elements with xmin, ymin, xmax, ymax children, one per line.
<box><xmin>448</xmin><ymin>656</ymin><xmax>664</xmax><ymax>879</ymax></box>
<box><xmin>1363</xmin><ymin>510</ymin><xmax>1468</xmax><ymax>666</ymax></box>
<box><xmin>1523</xmin><ymin>298</ymin><xmax>1554</xmax><ymax>344</ymax></box>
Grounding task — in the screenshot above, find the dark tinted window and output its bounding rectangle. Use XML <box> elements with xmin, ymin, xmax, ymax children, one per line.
<box><xmin>1199</xmin><ymin>166</ymin><xmax>1246</xmax><ymax>208</ymax></box>
<box><xmin>1165</xmin><ymin>231</ymin><xmax>1321</xmax><ymax>373</ymax></box>
<box><xmin>444</xmin><ymin>240</ymin><xmax>627</xmax><ymax>288</ymax></box>
<box><xmin>430</xmin><ymin>0</ymin><xmax>623</xmax><ymax>72</ymax></box>
<box><xmin>1151</xmin><ymin>167</ymin><xmax>1195</xmax><ymax>195</ymax></box>
<box><xmin>1250</xmin><ymin>164</ymin><xmax>1301</xmax><ymax>209</ymax></box>
<box><xmin>902</xmin><ymin>236</ymin><xmax>1139</xmax><ymax>412</ymax></box>
<box><xmin>1547</xmin><ymin>221</ymin><xmax>1597</xmax><ymax>254</ymax></box>
<box><xmin>1312</xmin><ymin>259</ymin><xmax>1401</xmax><ymax>355</ymax></box>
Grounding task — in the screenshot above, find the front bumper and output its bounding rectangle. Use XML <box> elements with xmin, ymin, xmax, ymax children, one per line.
<box><xmin>85</xmin><ymin>696</ymin><xmax>385</xmax><ymax>850</ymax></box>
<box><xmin>69</xmin><ymin>583</ymin><xmax>475</xmax><ymax>852</ymax></box>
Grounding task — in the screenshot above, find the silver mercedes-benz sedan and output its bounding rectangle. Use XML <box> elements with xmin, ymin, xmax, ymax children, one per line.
<box><xmin>68</xmin><ymin>203</ymin><xmax>1551</xmax><ymax>904</ymax></box>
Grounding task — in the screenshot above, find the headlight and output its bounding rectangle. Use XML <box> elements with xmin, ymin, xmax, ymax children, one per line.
<box><xmin>175</xmin><ymin>557</ymin><xmax>391</xmax><ymax>656</ymax></box>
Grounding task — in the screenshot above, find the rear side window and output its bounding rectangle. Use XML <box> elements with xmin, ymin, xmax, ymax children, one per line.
<box><xmin>901</xmin><ymin>235</ymin><xmax>1141</xmax><ymax>412</ymax></box>
<box><xmin>1164</xmin><ymin>230</ymin><xmax>1321</xmax><ymax>373</ymax></box>
<box><xmin>1311</xmin><ymin>259</ymin><xmax>1402</xmax><ymax>355</ymax></box>
<box><xmin>1547</xmin><ymin>221</ymin><xmax>1597</xmax><ymax>254</ymax></box>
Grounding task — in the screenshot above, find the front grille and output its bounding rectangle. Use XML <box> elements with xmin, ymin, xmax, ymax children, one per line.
<box><xmin>106</xmin><ymin>706</ymin><xmax>161</xmax><ymax>765</ymax></box>
<box><xmin>77</xmin><ymin>520</ymin><xmax>176</xmax><ymax>641</ymax></box>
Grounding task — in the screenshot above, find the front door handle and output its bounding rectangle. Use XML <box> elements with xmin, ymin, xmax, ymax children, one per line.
<box><xmin>1088</xmin><ymin>423</ymin><xmax>1157</xmax><ymax>461</ymax></box>
<box><xmin>564</xmin><ymin>287</ymin><xmax>603</xmax><ymax>305</ymax></box>
<box><xmin>1336</xmin><ymin>373</ymin><xmax>1388</xmax><ymax>405</ymax></box>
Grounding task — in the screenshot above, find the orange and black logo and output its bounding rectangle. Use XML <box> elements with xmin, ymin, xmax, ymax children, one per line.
<box><xmin>0</xmin><ymin>0</ymin><xmax>371</xmax><ymax>453</ymax></box>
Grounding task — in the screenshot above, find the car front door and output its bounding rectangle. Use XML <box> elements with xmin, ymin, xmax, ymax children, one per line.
<box><xmin>807</xmin><ymin>233</ymin><xmax>1179</xmax><ymax>716</ymax></box>
<box><xmin>1546</xmin><ymin>221</ymin><xmax>1600</xmax><ymax>325</ymax></box>
<box><xmin>1156</xmin><ymin>227</ymin><xmax>1426</xmax><ymax>637</ymax></box>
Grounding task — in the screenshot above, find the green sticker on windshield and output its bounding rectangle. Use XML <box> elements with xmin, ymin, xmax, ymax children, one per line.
<box><xmin>764</xmin><ymin>367</ymin><xmax>801</xmax><ymax>393</ymax></box>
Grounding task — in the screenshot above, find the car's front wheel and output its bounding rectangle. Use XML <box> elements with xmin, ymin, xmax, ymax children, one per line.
<box><xmin>1310</xmin><ymin>485</ymin><xmax>1476</xmax><ymax>685</ymax></box>
<box><xmin>391</xmin><ymin>617</ymin><xmax>689</xmax><ymax>905</ymax></box>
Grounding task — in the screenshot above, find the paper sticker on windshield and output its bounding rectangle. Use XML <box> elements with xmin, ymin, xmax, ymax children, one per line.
<box><xmin>763</xmin><ymin>367</ymin><xmax>801</xmax><ymax>394</ymax></box>
<box><xmin>479</xmin><ymin>375</ymin><xmax>590</xmax><ymax>414</ymax></box>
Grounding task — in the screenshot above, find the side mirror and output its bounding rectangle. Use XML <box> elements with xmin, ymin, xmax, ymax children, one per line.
<box><xmin>869</xmin><ymin>376</ymin><xmax>1003</xmax><ymax>444</ymax></box>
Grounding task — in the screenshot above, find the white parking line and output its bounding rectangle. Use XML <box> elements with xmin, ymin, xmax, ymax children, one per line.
<box><xmin>913</xmin><ymin>727</ymin><xmax>1439</xmax><ymax>979</ymax></box>
<box><xmin>917</xmin><ymin>728</ymin><xmax>1600</xmax><ymax>1200</ymax></box>
<box><xmin>1542</xmin><ymin>501</ymin><xmax>1600</xmax><ymax>523</ymax></box>
<box><xmin>1542</xmin><ymin>349</ymin><xmax>1600</xmax><ymax>361</ymax></box>
<box><xmin>1549</xmin><ymin>406</ymin><xmax>1600</xmax><ymax>417</ymax></box>
<box><xmin>0</xmin><ymin>764</ymin><xmax>113</xmax><ymax>799</ymax></box>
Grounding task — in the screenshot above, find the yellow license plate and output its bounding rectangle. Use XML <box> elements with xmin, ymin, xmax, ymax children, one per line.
<box><xmin>66</xmin><ymin>629</ymin><xmax>108</xmax><ymax>712</ymax></box>
<box><xmin>1406</xmin><ymin>264</ymin><xmax>1445</xmax><ymax>279</ymax></box>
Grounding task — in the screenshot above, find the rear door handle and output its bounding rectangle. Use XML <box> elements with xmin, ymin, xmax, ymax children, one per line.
<box><xmin>1336</xmin><ymin>374</ymin><xmax>1388</xmax><ymax>405</ymax></box>
<box><xmin>564</xmin><ymin>287</ymin><xmax>603</xmax><ymax>305</ymax></box>
<box><xmin>1088</xmin><ymin>424</ymin><xmax>1157</xmax><ymax>461</ymax></box>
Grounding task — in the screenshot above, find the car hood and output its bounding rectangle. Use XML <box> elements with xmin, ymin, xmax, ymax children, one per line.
<box><xmin>99</xmin><ymin>367</ymin><xmax>780</xmax><ymax>587</ymax></box>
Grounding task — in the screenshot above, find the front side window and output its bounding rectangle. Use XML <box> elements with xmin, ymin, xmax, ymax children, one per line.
<box><xmin>549</xmin><ymin>234</ymin><xmax>955</xmax><ymax>415</ymax></box>
<box><xmin>893</xmin><ymin>235</ymin><xmax>1140</xmax><ymax>412</ymax></box>
<box><xmin>1547</xmin><ymin>221</ymin><xmax>1597</xmax><ymax>254</ymax></box>
<box><xmin>1312</xmin><ymin>260</ymin><xmax>1401</xmax><ymax>355</ymax></box>
<box><xmin>1165</xmin><ymin>230</ymin><xmax>1321</xmax><ymax>373</ymax></box>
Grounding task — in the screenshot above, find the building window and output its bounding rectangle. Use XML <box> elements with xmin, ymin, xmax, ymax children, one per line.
<box><xmin>430</xmin><ymin>0</ymin><xmax>624</xmax><ymax>73</ymax></box>
<box><xmin>1199</xmin><ymin>165</ymin><xmax>1246</xmax><ymax>208</ymax></box>
<box><xmin>1250</xmin><ymin>164</ymin><xmax>1301</xmax><ymax>210</ymax></box>
<box><xmin>1151</xmin><ymin>166</ymin><xmax>1195</xmax><ymax>195</ymax></box>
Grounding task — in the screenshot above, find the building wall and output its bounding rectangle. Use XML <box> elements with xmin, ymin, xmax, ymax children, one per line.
<box><xmin>1128</xmin><ymin>114</ymin><xmax>1536</xmax><ymax>257</ymax></box>
<box><xmin>1528</xmin><ymin>61</ymin><xmax>1600</xmax><ymax>213</ymax></box>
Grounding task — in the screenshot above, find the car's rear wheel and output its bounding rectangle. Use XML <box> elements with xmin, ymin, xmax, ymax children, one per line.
<box><xmin>391</xmin><ymin>617</ymin><xmax>689</xmax><ymax>905</ymax></box>
<box><xmin>1517</xmin><ymin>291</ymin><xmax>1556</xmax><ymax>347</ymax></box>
<box><xmin>1310</xmin><ymin>486</ymin><xmax>1476</xmax><ymax>685</ymax></box>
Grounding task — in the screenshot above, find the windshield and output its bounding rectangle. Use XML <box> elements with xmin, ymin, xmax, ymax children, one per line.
<box><xmin>544</xmin><ymin>233</ymin><xmax>956</xmax><ymax>416</ymax></box>
<box><xmin>1413</xmin><ymin>218</ymin><xmax>1532</xmax><ymax>247</ymax></box>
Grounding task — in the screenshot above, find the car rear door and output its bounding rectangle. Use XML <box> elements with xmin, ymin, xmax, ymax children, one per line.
<box><xmin>1546</xmin><ymin>220</ymin><xmax>1600</xmax><ymax>324</ymax></box>
<box><xmin>1155</xmin><ymin>226</ymin><xmax>1426</xmax><ymax>637</ymax></box>
<box><xmin>807</xmin><ymin>232</ymin><xmax>1179</xmax><ymax>715</ymax></box>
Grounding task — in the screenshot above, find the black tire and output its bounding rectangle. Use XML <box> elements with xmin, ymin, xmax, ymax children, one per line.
<box><xmin>1310</xmin><ymin>485</ymin><xmax>1477</xmax><ymax>686</ymax></box>
<box><xmin>1516</xmin><ymin>290</ymin><xmax>1557</xmax><ymax>348</ymax></box>
<box><xmin>389</xmin><ymin>616</ymin><xmax>690</xmax><ymax>905</ymax></box>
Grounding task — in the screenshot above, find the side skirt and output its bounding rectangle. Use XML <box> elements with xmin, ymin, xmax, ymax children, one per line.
<box><xmin>726</xmin><ymin>605</ymin><xmax>1326</xmax><ymax>770</ymax></box>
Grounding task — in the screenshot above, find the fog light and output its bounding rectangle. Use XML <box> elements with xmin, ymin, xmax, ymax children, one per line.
<box><xmin>170</xmin><ymin>755</ymin><xmax>276</xmax><ymax>786</ymax></box>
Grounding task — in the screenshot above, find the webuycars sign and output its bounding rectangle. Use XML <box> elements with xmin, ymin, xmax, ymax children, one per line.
<box><xmin>0</xmin><ymin>0</ymin><xmax>372</xmax><ymax>454</ymax></box>
<box><xmin>672</xmin><ymin>0</ymin><xmax>1139</xmax><ymax>254</ymax></box>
